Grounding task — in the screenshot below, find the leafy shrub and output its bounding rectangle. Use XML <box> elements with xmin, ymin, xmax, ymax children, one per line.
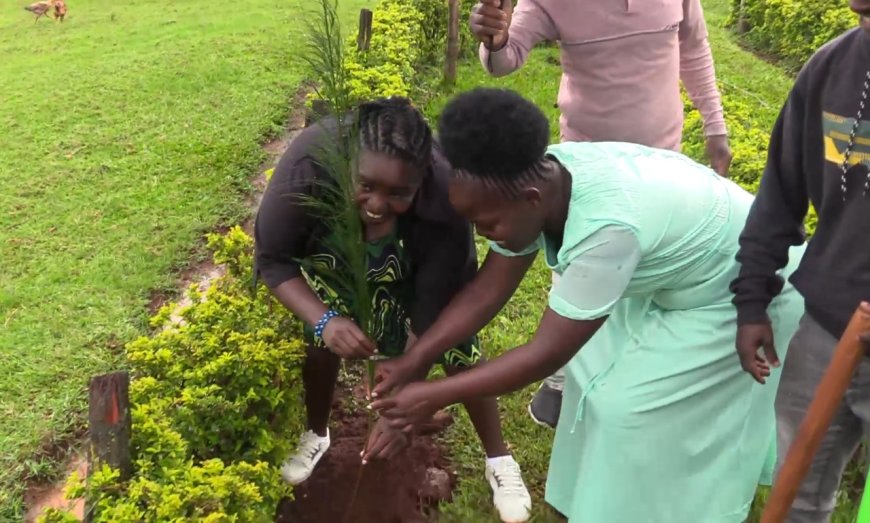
<box><xmin>681</xmin><ymin>86</ymin><xmax>818</xmax><ymax>234</ymax></box>
<box><xmin>344</xmin><ymin>0</ymin><xmax>427</xmax><ymax>100</ymax></box>
<box><xmin>39</xmin><ymin>227</ymin><xmax>305</xmax><ymax>522</ymax></box>
<box><xmin>305</xmin><ymin>0</ymin><xmax>455</xmax><ymax>108</ymax></box>
<box><xmin>459</xmin><ymin>0</ymin><xmax>480</xmax><ymax>58</ymax></box>
<box><xmin>728</xmin><ymin>0</ymin><xmax>858</xmax><ymax>71</ymax></box>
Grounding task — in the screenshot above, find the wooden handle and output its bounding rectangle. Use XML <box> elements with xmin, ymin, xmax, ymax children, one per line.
<box><xmin>762</xmin><ymin>304</ymin><xmax>870</xmax><ymax>523</ymax></box>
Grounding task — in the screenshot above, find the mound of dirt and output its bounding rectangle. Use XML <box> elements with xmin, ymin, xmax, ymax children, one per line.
<box><xmin>276</xmin><ymin>390</ymin><xmax>455</xmax><ymax>523</ymax></box>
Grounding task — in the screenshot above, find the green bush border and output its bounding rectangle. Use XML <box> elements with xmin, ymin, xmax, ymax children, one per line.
<box><xmin>728</xmin><ymin>0</ymin><xmax>857</xmax><ymax>72</ymax></box>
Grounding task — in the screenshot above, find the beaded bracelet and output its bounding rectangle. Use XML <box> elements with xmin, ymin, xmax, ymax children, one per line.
<box><xmin>314</xmin><ymin>309</ymin><xmax>340</xmax><ymax>340</ymax></box>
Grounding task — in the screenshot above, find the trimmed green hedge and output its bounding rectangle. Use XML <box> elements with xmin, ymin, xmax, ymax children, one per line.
<box><xmin>728</xmin><ymin>0</ymin><xmax>858</xmax><ymax>71</ymax></box>
<box><xmin>39</xmin><ymin>227</ymin><xmax>303</xmax><ymax>522</ymax></box>
<box><xmin>681</xmin><ymin>86</ymin><xmax>818</xmax><ymax>233</ymax></box>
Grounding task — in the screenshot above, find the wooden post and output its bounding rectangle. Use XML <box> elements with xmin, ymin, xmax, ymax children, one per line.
<box><xmin>445</xmin><ymin>0</ymin><xmax>460</xmax><ymax>85</ymax></box>
<box><xmin>86</xmin><ymin>371</ymin><xmax>132</xmax><ymax>522</ymax></box>
<box><xmin>357</xmin><ymin>9</ymin><xmax>373</xmax><ymax>52</ymax></box>
<box><xmin>736</xmin><ymin>0</ymin><xmax>750</xmax><ymax>34</ymax></box>
<box><xmin>762</xmin><ymin>304</ymin><xmax>870</xmax><ymax>523</ymax></box>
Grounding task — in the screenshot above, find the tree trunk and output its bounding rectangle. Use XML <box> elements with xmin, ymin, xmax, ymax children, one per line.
<box><xmin>445</xmin><ymin>0</ymin><xmax>460</xmax><ymax>85</ymax></box>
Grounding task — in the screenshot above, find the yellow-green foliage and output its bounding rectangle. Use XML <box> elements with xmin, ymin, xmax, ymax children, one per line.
<box><xmin>345</xmin><ymin>0</ymin><xmax>425</xmax><ymax>100</ymax></box>
<box><xmin>38</xmin><ymin>227</ymin><xmax>305</xmax><ymax>522</ymax></box>
<box><xmin>728</xmin><ymin>0</ymin><xmax>858</xmax><ymax>71</ymax></box>
<box><xmin>681</xmin><ymin>86</ymin><xmax>818</xmax><ymax>234</ymax></box>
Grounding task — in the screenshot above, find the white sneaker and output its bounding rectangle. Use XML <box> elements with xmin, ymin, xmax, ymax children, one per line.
<box><xmin>280</xmin><ymin>429</ymin><xmax>330</xmax><ymax>485</ymax></box>
<box><xmin>485</xmin><ymin>455</ymin><xmax>532</xmax><ymax>523</ymax></box>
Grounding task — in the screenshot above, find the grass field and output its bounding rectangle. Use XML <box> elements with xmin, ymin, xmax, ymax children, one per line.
<box><xmin>0</xmin><ymin>0</ymin><xmax>372</xmax><ymax>517</ymax></box>
<box><xmin>423</xmin><ymin>0</ymin><xmax>863</xmax><ymax>521</ymax></box>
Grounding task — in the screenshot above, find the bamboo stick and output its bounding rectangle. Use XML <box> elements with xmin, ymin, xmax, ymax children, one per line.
<box><xmin>762</xmin><ymin>303</ymin><xmax>870</xmax><ymax>523</ymax></box>
<box><xmin>445</xmin><ymin>0</ymin><xmax>459</xmax><ymax>85</ymax></box>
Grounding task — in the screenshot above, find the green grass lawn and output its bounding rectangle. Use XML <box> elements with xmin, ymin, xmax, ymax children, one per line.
<box><xmin>0</xmin><ymin>0</ymin><xmax>372</xmax><ymax>517</ymax></box>
<box><xmin>423</xmin><ymin>0</ymin><xmax>863</xmax><ymax>521</ymax></box>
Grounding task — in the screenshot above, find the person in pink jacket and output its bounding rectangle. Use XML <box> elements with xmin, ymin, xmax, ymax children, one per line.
<box><xmin>469</xmin><ymin>0</ymin><xmax>733</xmax><ymax>429</ymax></box>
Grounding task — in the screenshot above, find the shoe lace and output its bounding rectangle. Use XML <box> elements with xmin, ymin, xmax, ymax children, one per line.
<box><xmin>492</xmin><ymin>461</ymin><xmax>526</xmax><ymax>495</ymax></box>
<box><xmin>292</xmin><ymin>433</ymin><xmax>325</xmax><ymax>464</ymax></box>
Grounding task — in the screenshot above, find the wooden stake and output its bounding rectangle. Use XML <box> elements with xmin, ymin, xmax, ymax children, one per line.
<box><xmin>445</xmin><ymin>0</ymin><xmax>460</xmax><ymax>85</ymax></box>
<box><xmin>357</xmin><ymin>9</ymin><xmax>372</xmax><ymax>52</ymax></box>
<box><xmin>762</xmin><ymin>304</ymin><xmax>870</xmax><ymax>523</ymax></box>
<box><xmin>86</xmin><ymin>371</ymin><xmax>132</xmax><ymax>522</ymax></box>
<box><xmin>736</xmin><ymin>0</ymin><xmax>750</xmax><ymax>34</ymax></box>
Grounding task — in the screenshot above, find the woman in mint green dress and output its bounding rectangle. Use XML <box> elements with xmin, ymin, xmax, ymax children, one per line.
<box><xmin>371</xmin><ymin>88</ymin><xmax>806</xmax><ymax>522</ymax></box>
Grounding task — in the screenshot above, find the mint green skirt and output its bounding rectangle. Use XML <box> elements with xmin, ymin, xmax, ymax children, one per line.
<box><xmin>544</xmin><ymin>245</ymin><xmax>805</xmax><ymax>522</ymax></box>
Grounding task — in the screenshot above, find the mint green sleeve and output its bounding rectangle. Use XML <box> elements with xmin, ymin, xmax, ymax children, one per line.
<box><xmin>487</xmin><ymin>235</ymin><xmax>542</xmax><ymax>257</ymax></box>
<box><xmin>548</xmin><ymin>226</ymin><xmax>641</xmax><ymax>321</ymax></box>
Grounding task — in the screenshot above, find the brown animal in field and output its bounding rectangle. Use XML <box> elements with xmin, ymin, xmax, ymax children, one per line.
<box><xmin>24</xmin><ymin>1</ymin><xmax>52</xmax><ymax>21</ymax></box>
<box><xmin>24</xmin><ymin>0</ymin><xmax>66</xmax><ymax>22</ymax></box>
<box><xmin>53</xmin><ymin>0</ymin><xmax>67</xmax><ymax>22</ymax></box>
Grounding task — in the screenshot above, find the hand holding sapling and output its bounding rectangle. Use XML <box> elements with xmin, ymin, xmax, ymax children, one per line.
<box><xmin>371</xmin><ymin>381</ymin><xmax>442</xmax><ymax>432</ymax></box>
<box><xmin>322</xmin><ymin>317</ymin><xmax>377</xmax><ymax>359</ymax></box>
<box><xmin>362</xmin><ymin>417</ymin><xmax>411</xmax><ymax>462</ymax></box>
<box><xmin>372</xmin><ymin>353</ymin><xmax>424</xmax><ymax>397</ymax></box>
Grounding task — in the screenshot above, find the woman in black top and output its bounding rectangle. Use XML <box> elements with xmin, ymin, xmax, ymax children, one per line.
<box><xmin>253</xmin><ymin>98</ymin><xmax>531</xmax><ymax>523</ymax></box>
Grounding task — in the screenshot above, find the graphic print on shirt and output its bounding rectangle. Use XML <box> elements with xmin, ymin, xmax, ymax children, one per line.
<box><xmin>822</xmin><ymin>111</ymin><xmax>870</xmax><ymax>171</ymax></box>
<box><xmin>302</xmin><ymin>231</ymin><xmax>412</xmax><ymax>355</ymax></box>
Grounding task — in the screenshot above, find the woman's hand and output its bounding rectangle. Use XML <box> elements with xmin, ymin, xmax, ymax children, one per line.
<box><xmin>470</xmin><ymin>0</ymin><xmax>513</xmax><ymax>51</ymax></box>
<box><xmin>322</xmin><ymin>317</ymin><xmax>377</xmax><ymax>359</ymax></box>
<box><xmin>370</xmin><ymin>381</ymin><xmax>442</xmax><ymax>432</ymax></box>
<box><xmin>362</xmin><ymin>417</ymin><xmax>411</xmax><ymax>463</ymax></box>
<box><xmin>372</xmin><ymin>354</ymin><xmax>422</xmax><ymax>398</ymax></box>
<box><xmin>736</xmin><ymin>323</ymin><xmax>779</xmax><ymax>384</ymax></box>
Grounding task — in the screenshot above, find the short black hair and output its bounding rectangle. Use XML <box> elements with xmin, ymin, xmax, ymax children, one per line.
<box><xmin>437</xmin><ymin>87</ymin><xmax>550</xmax><ymax>191</ymax></box>
<box><xmin>357</xmin><ymin>97</ymin><xmax>433</xmax><ymax>170</ymax></box>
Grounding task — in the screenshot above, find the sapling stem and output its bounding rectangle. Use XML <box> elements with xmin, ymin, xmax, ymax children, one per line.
<box><xmin>342</xmin><ymin>355</ymin><xmax>386</xmax><ymax>523</ymax></box>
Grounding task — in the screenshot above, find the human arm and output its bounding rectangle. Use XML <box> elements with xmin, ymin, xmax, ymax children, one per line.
<box><xmin>729</xmin><ymin>75</ymin><xmax>810</xmax><ymax>383</ymax></box>
<box><xmin>474</xmin><ymin>0</ymin><xmax>558</xmax><ymax>78</ymax></box>
<box><xmin>373</xmin><ymin>227</ymin><xmax>641</xmax><ymax>426</ymax></box>
<box><xmin>372</xmin><ymin>247</ymin><xmax>536</xmax><ymax>396</ymax></box>
<box><xmin>678</xmin><ymin>0</ymin><xmax>731</xmax><ymax>175</ymax></box>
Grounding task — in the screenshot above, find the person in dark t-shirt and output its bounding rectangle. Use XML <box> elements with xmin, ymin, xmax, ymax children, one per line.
<box><xmin>253</xmin><ymin>97</ymin><xmax>531</xmax><ymax>523</ymax></box>
<box><xmin>730</xmin><ymin>7</ymin><xmax>870</xmax><ymax>520</ymax></box>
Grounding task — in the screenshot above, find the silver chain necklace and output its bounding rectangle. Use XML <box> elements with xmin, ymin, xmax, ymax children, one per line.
<box><xmin>839</xmin><ymin>69</ymin><xmax>870</xmax><ymax>200</ymax></box>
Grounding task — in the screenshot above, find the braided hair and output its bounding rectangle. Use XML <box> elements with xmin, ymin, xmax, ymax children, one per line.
<box><xmin>437</xmin><ymin>87</ymin><xmax>551</xmax><ymax>196</ymax></box>
<box><xmin>357</xmin><ymin>97</ymin><xmax>433</xmax><ymax>171</ymax></box>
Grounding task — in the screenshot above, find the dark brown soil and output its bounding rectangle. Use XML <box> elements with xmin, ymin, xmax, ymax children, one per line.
<box><xmin>276</xmin><ymin>385</ymin><xmax>455</xmax><ymax>523</ymax></box>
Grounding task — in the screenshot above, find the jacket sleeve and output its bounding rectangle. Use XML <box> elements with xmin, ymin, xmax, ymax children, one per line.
<box><xmin>253</xmin><ymin>153</ymin><xmax>321</xmax><ymax>289</ymax></box>
<box><xmin>678</xmin><ymin>0</ymin><xmax>727</xmax><ymax>137</ymax></box>
<box><xmin>479</xmin><ymin>0</ymin><xmax>558</xmax><ymax>77</ymax></box>
<box><xmin>729</xmin><ymin>70</ymin><xmax>810</xmax><ymax>324</ymax></box>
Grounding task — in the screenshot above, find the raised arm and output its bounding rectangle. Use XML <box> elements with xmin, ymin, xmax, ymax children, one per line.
<box><xmin>373</xmin><ymin>227</ymin><xmax>642</xmax><ymax>426</ymax></box>
<box><xmin>373</xmin><ymin>247</ymin><xmax>535</xmax><ymax>395</ymax></box>
<box><xmin>473</xmin><ymin>0</ymin><xmax>558</xmax><ymax>78</ymax></box>
<box><xmin>408</xmin><ymin>248</ymin><xmax>535</xmax><ymax>369</ymax></box>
